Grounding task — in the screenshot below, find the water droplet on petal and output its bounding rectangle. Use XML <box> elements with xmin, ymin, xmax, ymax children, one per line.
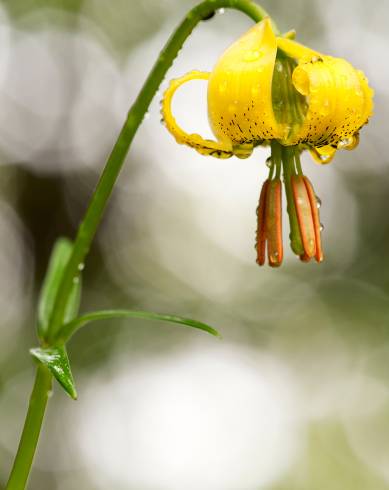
<box><xmin>320</xmin><ymin>154</ymin><xmax>331</xmax><ymax>163</ymax></box>
<box><xmin>338</xmin><ymin>134</ymin><xmax>359</xmax><ymax>150</ymax></box>
<box><xmin>315</xmin><ymin>195</ymin><xmax>321</xmax><ymax>208</ymax></box>
<box><xmin>275</xmin><ymin>61</ymin><xmax>283</xmax><ymax>72</ymax></box>
<box><xmin>319</xmin><ymin>99</ymin><xmax>330</xmax><ymax>116</ymax></box>
<box><xmin>243</xmin><ymin>50</ymin><xmax>262</xmax><ymax>62</ymax></box>
<box><xmin>251</xmin><ymin>86</ymin><xmax>260</xmax><ymax>97</ymax></box>
<box><xmin>320</xmin><ymin>223</ymin><xmax>324</xmax><ymax>231</ymax></box>
<box><xmin>233</xmin><ymin>143</ymin><xmax>254</xmax><ymax>159</ymax></box>
<box><xmin>218</xmin><ymin>80</ymin><xmax>227</xmax><ymax>94</ymax></box>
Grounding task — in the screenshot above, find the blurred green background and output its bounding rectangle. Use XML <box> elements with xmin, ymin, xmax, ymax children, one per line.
<box><xmin>0</xmin><ymin>0</ymin><xmax>389</xmax><ymax>488</ymax></box>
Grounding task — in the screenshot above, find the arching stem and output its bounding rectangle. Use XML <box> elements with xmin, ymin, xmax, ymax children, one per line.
<box><xmin>6</xmin><ymin>2</ymin><xmax>278</xmax><ymax>489</ymax></box>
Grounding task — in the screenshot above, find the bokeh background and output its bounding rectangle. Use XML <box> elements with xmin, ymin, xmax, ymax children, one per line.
<box><xmin>0</xmin><ymin>0</ymin><xmax>389</xmax><ymax>488</ymax></box>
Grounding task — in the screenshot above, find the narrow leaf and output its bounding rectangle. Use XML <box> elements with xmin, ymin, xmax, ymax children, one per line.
<box><xmin>30</xmin><ymin>345</ymin><xmax>77</xmax><ymax>400</ymax></box>
<box><xmin>37</xmin><ymin>238</ymin><xmax>82</xmax><ymax>339</ymax></box>
<box><xmin>58</xmin><ymin>309</ymin><xmax>220</xmax><ymax>343</ymax></box>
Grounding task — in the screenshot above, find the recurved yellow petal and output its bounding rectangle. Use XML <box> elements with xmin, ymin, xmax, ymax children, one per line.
<box><xmin>208</xmin><ymin>18</ymin><xmax>281</xmax><ymax>146</ymax></box>
<box><xmin>292</xmin><ymin>56</ymin><xmax>373</xmax><ymax>152</ymax></box>
<box><xmin>276</xmin><ymin>36</ymin><xmax>373</xmax><ymax>159</ymax></box>
<box><xmin>161</xmin><ymin>70</ymin><xmax>234</xmax><ymax>158</ymax></box>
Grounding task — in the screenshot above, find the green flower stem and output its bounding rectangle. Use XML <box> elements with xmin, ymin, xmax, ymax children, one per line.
<box><xmin>7</xmin><ymin>2</ymin><xmax>277</xmax><ymax>488</ymax></box>
<box><xmin>47</xmin><ymin>0</ymin><xmax>276</xmax><ymax>343</ymax></box>
<box><xmin>5</xmin><ymin>364</ymin><xmax>52</xmax><ymax>490</ymax></box>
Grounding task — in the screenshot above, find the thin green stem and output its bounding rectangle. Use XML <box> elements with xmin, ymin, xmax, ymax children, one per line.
<box><xmin>7</xmin><ymin>3</ymin><xmax>277</xmax><ymax>488</ymax></box>
<box><xmin>46</xmin><ymin>0</ymin><xmax>276</xmax><ymax>342</ymax></box>
<box><xmin>5</xmin><ymin>364</ymin><xmax>52</xmax><ymax>490</ymax></box>
<box><xmin>271</xmin><ymin>140</ymin><xmax>282</xmax><ymax>180</ymax></box>
<box><xmin>294</xmin><ymin>148</ymin><xmax>303</xmax><ymax>175</ymax></box>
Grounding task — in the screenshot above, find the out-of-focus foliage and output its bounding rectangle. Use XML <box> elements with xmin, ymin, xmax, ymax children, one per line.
<box><xmin>0</xmin><ymin>0</ymin><xmax>389</xmax><ymax>489</ymax></box>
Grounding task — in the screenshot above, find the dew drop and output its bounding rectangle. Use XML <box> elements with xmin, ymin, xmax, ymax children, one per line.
<box><xmin>266</xmin><ymin>156</ymin><xmax>272</xmax><ymax>168</ymax></box>
<box><xmin>275</xmin><ymin>61</ymin><xmax>283</xmax><ymax>72</ymax></box>
<box><xmin>243</xmin><ymin>50</ymin><xmax>262</xmax><ymax>62</ymax></box>
<box><xmin>338</xmin><ymin>134</ymin><xmax>359</xmax><ymax>150</ymax></box>
<box><xmin>320</xmin><ymin>223</ymin><xmax>325</xmax><ymax>231</ymax></box>
<box><xmin>217</xmin><ymin>7</ymin><xmax>225</xmax><ymax>14</ymax></box>
<box><xmin>78</xmin><ymin>263</ymin><xmax>85</xmax><ymax>272</ymax></box>
<box><xmin>233</xmin><ymin>143</ymin><xmax>254</xmax><ymax>159</ymax></box>
<box><xmin>73</xmin><ymin>276</ymin><xmax>80</xmax><ymax>285</ymax></box>
<box><xmin>338</xmin><ymin>137</ymin><xmax>352</xmax><ymax>148</ymax></box>
<box><xmin>251</xmin><ymin>86</ymin><xmax>260</xmax><ymax>97</ymax></box>
<box><xmin>219</xmin><ymin>80</ymin><xmax>227</xmax><ymax>94</ymax></box>
<box><xmin>319</xmin><ymin>99</ymin><xmax>330</xmax><ymax>116</ymax></box>
<box><xmin>320</xmin><ymin>154</ymin><xmax>331</xmax><ymax>163</ymax></box>
<box><xmin>144</xmin><ymin>112</ymin><xmax>150</xmax><ymax>120</ymax></box>
<box><xmin>315</xmin><ymin>195</ymin><xmax>322</xmax><ymax>208</ymax></box>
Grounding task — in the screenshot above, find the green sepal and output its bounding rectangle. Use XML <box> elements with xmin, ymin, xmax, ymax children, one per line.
<box><xmin>37</xmin><ymin>238</ymin><xmax>82</xmax><ymax>340</ymax></box>
<box><xmin>30</xmin><ymin>345</ymin><xmax>77</xmax><ymax>400</ymax></box>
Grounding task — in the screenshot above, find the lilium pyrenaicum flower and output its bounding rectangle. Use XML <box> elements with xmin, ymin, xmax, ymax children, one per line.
<box><xmin>161</xmin><ymin>18</ymin><xmax>374</xmax><ymax>267</ymax></box>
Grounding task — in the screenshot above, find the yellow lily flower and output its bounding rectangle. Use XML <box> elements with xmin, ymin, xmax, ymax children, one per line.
<box><xmin>161</xmin><ymin>18</ymin><xmax>373</xmax><ymax>266</ymax></box>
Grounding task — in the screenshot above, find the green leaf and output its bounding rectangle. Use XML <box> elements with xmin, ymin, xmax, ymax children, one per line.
<box><xmin>37</xmin><ymin>238</ymin><xmax>82</xmax><ymax>340</ymax></box>
<box><xmin>58</xmin><ymin>309</ymin><xmax>220</xmax><ymax>343</ymax></box>
<box><xmin>30</xmin><ymin>345</ymin><xmax>77</xmax><ymax>400</ymax></box>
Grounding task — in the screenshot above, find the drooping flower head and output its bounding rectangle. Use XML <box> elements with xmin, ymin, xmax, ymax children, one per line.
<box><xmin>162</xmin><ymin>19</ymin><xmax>373</xmax><ymax>267</ymax></box>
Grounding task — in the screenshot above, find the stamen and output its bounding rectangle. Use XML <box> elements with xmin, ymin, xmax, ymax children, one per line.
<box><xmin>256</xmin><ymin>179</ymin><xmax>269</xmax><ymax>266</ymax></box>
<box><xmin>265</xmin><ymin>179</ymin><xmax>283</xmax><ymax>267</ymax></box>
<box><xmin>303</xmin><ymin>177</ymin><xmax>324</xmax><ymax>262</ymax></box>
<box><xmin>280</xmin><ymin>145</ymin><xmax>304</xmax><ymax>256</ymax></box>
<box><xmin>291</xmin><ymin>175</ymin><xmax>316</xmax><ymax>259</ymax></box>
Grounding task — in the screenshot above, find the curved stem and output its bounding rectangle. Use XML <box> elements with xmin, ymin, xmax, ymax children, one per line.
<box><xmin>46</xmin><ymin>0</ymin><xmax>276</xmax><ymax>342</ymax></box>
<box><xmin>5</xmin><ymin>364</ymin><xmax>52</xmax><ymax>490</ymax></box>
<box><xmin>6</xmin><ymin>3</ymin><xmax>276</xmax><ymax>488</ymax></box>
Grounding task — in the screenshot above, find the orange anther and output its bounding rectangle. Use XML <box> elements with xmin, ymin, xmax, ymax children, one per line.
<box><xmin>265</xmin><ymin>179</ymin><xmax>283</xmax><ymax>267</ymax></box>
<box><xmin>303</xmin><ymin>176</ymin><xmax>324</xmax><ymax>262</ymax></box>
<box><xmin>256</xmin><ymin>179</ymin><xmax>269</xmax><ymax>266</ymax></box>
<box><xmin>291</xmin><ymin>175</ymin><xmax>316</xmax><ymax>259</ymax></box>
